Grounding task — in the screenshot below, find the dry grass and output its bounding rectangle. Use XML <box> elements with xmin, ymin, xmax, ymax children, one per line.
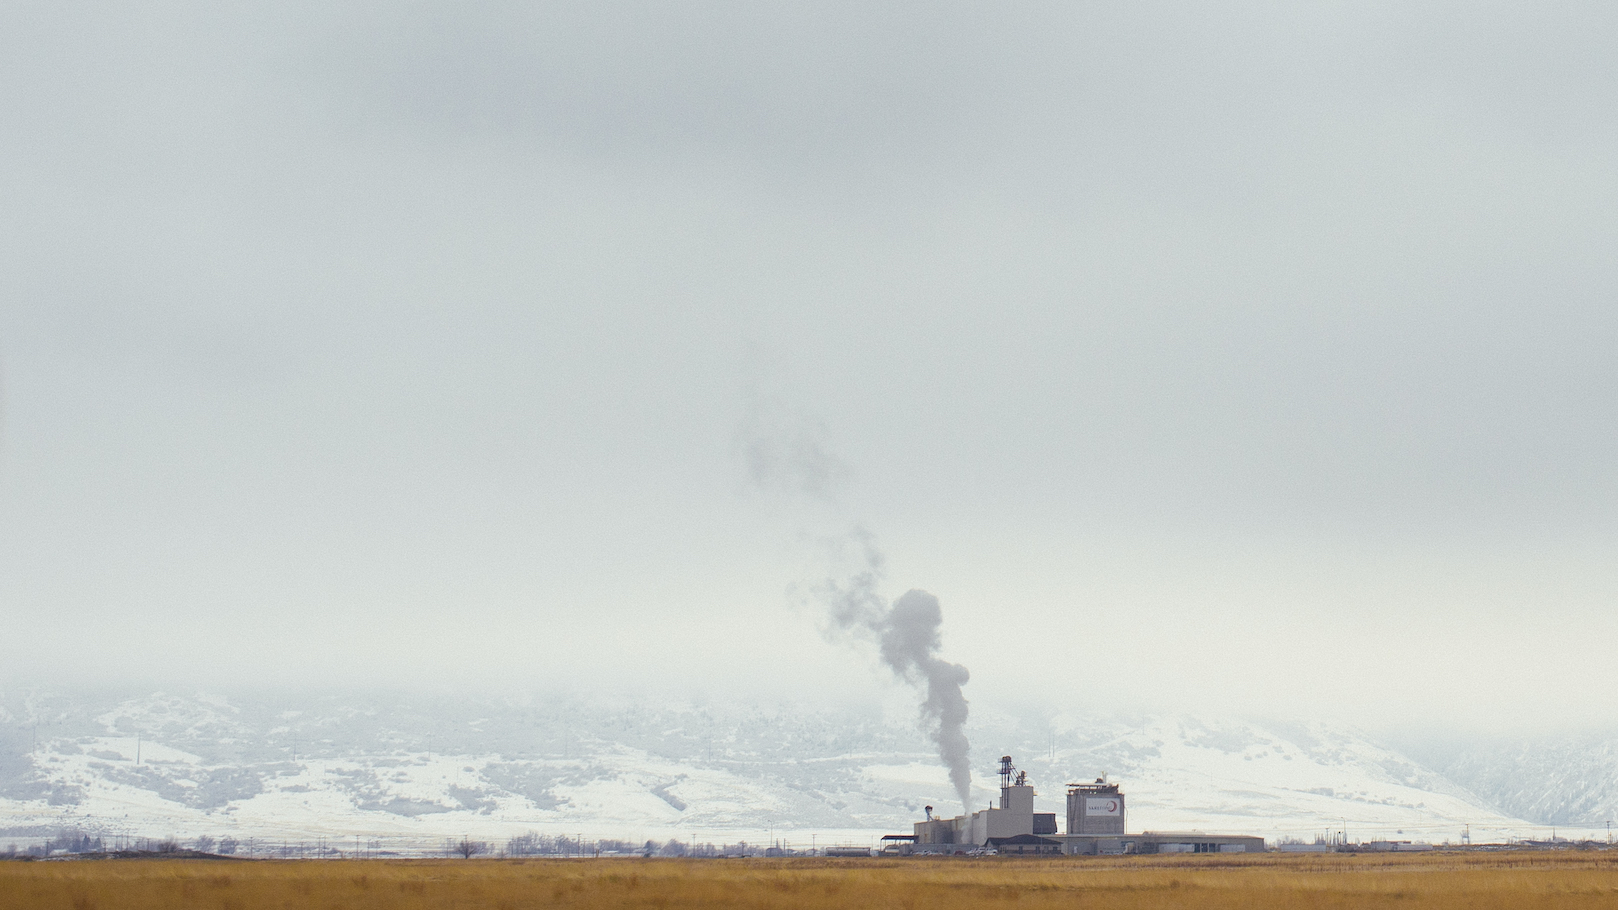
<box><xmin>4</xmin><ymin>851</ymin><xmax>1618</xmax><ymax>910</ymax></box>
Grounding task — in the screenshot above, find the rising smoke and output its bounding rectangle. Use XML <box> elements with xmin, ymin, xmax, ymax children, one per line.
<box><xmin>818</xmin><ymin>532</ymin><xmax>974</xmax><ymax>813</ymax></box>
<box><xmin>734</xmin><ymin>397</ymin><xmax>853</xmax><ymax>502</ymax></box>
<box><xmin>742</xmin><ymin>400</ymin><xmax>974</xmax><ymax>811</ymax></box>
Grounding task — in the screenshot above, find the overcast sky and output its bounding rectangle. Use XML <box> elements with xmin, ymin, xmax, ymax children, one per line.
<box><xmin>3</xmin><ymin>2</ymin><xmax>1617</xmax><ymax>736</ymax></box>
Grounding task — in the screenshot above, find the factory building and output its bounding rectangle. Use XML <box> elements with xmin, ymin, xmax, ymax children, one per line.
<box><xmin>907</xmin><ymin>757</ymin><xmax>1058</xmax><ymax>853</ymax></box>
<box><xmin>902</xmin><ymin>756</ymin><xmax>1264</xmax><ymax>856</ymax></box>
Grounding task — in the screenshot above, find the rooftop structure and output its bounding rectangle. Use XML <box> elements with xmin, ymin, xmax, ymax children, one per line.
<box><xmin>1067</xmin><ymin>778</ymin><xmax>1125</xmax><ymax>835</ymax></box>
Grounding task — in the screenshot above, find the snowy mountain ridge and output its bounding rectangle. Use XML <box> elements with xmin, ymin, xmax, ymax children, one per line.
<box><xmin>0</xmin><ymin>690</ymin><xmax>1605</xmax><ymax>846</ymax></box>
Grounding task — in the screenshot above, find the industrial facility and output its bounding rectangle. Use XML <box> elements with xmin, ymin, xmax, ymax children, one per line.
<box><xmin>888</xmin><ymin>756</ymin><xmax>1264</xmax><ymax>856</ymax></box>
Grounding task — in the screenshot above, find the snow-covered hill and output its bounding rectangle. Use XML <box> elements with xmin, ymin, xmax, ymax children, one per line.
<box><xmin>1026</xmin><ymin>713</ymin><xmax>1530</xmax><ymax>842</ymax></box>
<box><xmin>1441</xmin><ymin>733</ymin><xmax>1618</xmax><ymax>829</ymax></box>
<box><xmin>0</xmin><ymin>690</ymin><xmax>1583</xmax><ymax>848</ymax></box>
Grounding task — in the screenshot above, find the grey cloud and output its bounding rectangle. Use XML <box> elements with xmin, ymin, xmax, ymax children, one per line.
<box><xmin>327</xmin><ymin>2</ymin><xmax>1021</xmax><ymax>176</ymax></box>
<box><xmin>1</xmin><ymin>0</ymin><xmax>1617</xmax><ymax>730</ymax></box>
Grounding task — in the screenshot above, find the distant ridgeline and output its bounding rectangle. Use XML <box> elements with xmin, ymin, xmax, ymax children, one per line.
<box><xmin>0</xmin><ymin>690</ymin><xmax>1602</xmax><ymax>845</ymax></box>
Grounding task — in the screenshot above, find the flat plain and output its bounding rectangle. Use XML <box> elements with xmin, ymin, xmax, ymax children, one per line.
<box><xmin>4</xmin><ymin>851</ymin><xmax>1618</xmax><ymax>910</ymax></box>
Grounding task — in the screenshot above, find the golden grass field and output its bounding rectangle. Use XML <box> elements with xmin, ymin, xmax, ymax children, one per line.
<box><xmin>4</xmin><ymin>852</ymin><xmax>1618</xmax><ymax>910</ymax></box>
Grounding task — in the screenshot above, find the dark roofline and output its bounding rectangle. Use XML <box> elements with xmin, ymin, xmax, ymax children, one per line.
<box><xmin>986</xmin><ymin>834</ymin><xmax>1061</xmax><ymax>846</ymax></box>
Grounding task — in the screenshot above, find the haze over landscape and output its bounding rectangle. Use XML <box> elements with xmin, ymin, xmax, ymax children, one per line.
<box><xmin>4</xmin><ymin>2</ymin><xmax>1618</xmax><ymax>847</ymax></box>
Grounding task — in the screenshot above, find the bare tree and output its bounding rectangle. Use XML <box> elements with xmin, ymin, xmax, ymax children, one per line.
<box><xmin>455</xmin><ymin>836</ymin><xmax>486</xmax><ymax>859</ymax></box>
<box><xmin>507</xmin><ymin>832</ymin><xmax>542</xmax><ymax>855</ymax></box>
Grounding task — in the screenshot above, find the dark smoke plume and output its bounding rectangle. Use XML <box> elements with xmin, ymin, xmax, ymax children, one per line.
<box><xmin>740</xmin><ymin>403</ymin><xmax>973</xmax><ymax>810</ymax></box>
<box><xmin>819</xmin><ymin>533</ymin><xmax>973</xmax><ymax>812</ymax></box>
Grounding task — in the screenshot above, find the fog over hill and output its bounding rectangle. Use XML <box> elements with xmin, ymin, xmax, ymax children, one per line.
<box><xmin>1438</xmin><ymin>736</ymin><xmax>1618</xmax><ymax>831</ymax></box>
<box><xmin>3</xmin><ymin>689</ymin><xmax>1611</xmax><ymax>848</ymax></box>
